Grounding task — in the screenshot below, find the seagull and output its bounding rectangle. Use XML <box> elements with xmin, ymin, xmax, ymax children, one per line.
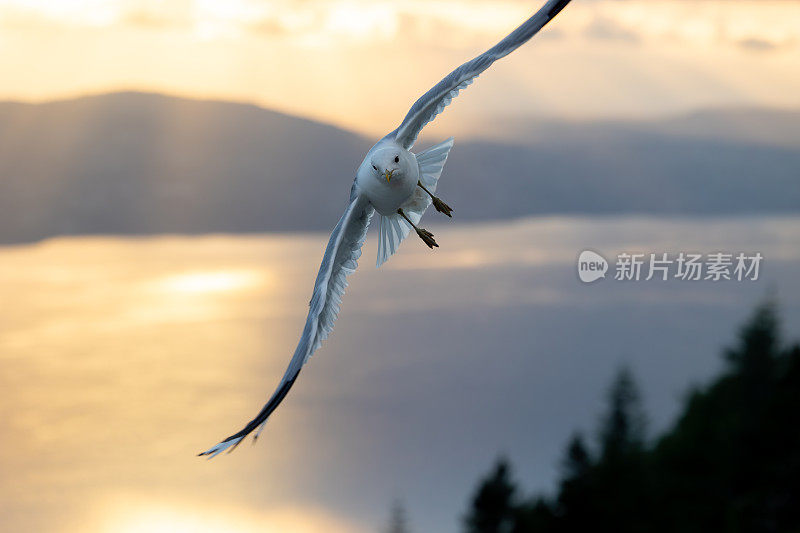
<box><xmin>199</xmin><ymin>0</ymin><xmax>573</xmax><ymax>458</ymax></box>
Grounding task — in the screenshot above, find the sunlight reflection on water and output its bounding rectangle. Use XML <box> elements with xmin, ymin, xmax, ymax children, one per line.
<box><xmin>156</xmin><ymin>270</ymin><xmax>268</xmax><ymax>294</ymax></box>
<box><xmin>92</xmin><ymin>497</ymin><xmax>359</xmax><ymax>533</ymax></box>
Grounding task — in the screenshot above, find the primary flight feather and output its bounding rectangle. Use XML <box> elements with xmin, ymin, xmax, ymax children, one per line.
<box><xmin>199</xmin><ymin>0</ymin><xmax>573</xmax><ymax>458</ymax></box>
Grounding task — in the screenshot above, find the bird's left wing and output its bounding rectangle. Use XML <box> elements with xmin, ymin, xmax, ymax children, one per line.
<box><xmin>392</xmin><ymin>0</ymin><xmax>572</xmax><ymax>149</ymax></box>
<box><xmin>199</xmin><ymin>195</ymin><xmax>374</xmax><ymax>458</ymax></box>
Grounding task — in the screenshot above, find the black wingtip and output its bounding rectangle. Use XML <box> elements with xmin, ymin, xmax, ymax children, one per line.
<box><xmin>547</xmin><ymin>0</ymin><xmax>573</xmax><ymax>20</ymax></box>
<box><xmin>195</xmin><ymin>372</ymin><xmax>301</xmax><ymax>459</ymax></box>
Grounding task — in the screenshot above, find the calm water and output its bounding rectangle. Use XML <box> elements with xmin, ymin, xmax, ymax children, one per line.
<box><xmin>1</xmin><ymin>216</ymin><xmax>799</xmax><ymax>532</ymax></box>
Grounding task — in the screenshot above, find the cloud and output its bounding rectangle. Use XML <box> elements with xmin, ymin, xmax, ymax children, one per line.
<box><xmin>120</xmin><ymin>9</ymin><xmax>189</xmax><ymax>30</ymax></box>
<box><xmin>1</xmin><ymin>0</ymin><xmax>800</xmax><ymax>133</ymax></box>
<box><xmin>0</xmin><ymin>6</ymin><xmax>71</xmax><ymax>30</ymax></box>
<box><xmin>247</xmin><ymin>17</ymin><xmax>291</xmax><ymax>37</ymax></box>
<box><xmin>583</xmin><ymin>15</ymin><xmax>640</xmax><ymax>43</ymax></box>
<box><xmin>737</xmin><ymin>37</ymin><xmax>779</xmax><ymax>52</ymax></box>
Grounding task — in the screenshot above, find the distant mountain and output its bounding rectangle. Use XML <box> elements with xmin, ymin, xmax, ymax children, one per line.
<box><xmin>0</xmin><ymin>92</ymin><xmax>798</xmax><ymax>244</ymax></box>
<box><xmin>489</xmin><ymin>108</ymin><xmax>800</xmax><ymax>149</ymax></box>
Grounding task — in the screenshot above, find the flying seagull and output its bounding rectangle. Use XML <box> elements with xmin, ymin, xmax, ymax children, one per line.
<box><xmin>199</xmin><ymin>0</ymin><xmax>573</xmax><ymax>458</ymax></box>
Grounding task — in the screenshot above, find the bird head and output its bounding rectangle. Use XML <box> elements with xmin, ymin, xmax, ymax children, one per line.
<box><xmin>370</xmin><ymin>149</ymin><xmax>406</xmax><ymax>184</ymax></box>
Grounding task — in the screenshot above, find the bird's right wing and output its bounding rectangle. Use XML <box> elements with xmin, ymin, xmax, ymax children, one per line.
<box><xmin>199</xmin><ymin>195</ymin><xmax>374</xmax><ymax>458</ymax></box>
<box><xmin>392</xmin><ymin>0</ymin><xmax>572</xmax><ymax>149</ymax></box>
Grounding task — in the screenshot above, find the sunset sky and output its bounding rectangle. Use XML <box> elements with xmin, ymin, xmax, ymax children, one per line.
<box><xmin>2</xmin><ymin>3</ymin><xmax>800</xmax><ymax>532</ymax></box>
<box><xmin>1</xmin><ymin>0</ymin><xmax>799</xmax><ymax>135</ymax></box>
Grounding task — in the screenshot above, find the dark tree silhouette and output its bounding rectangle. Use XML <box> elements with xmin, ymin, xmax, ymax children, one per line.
<box><xmin>654</xmin><ymin>300</ymin><xmax>800</xmax><ymax>533</ymax></box>
<box><xmin>385</xmin><ymin>500</ymin><xmax>410</xmax><ymax>533</ymax></box>
<box><xmin>554</xmin><ymin>433</ymin><xmax>595</xmax><ymax>530</ymax></box>
<box><xmin>464</xmin><ymin>457</ymin><xmax>518</xmax><ymax>533</ymax></box>
<box><xmin>592</xmin><ymin>366</ymin><xmax>652</xmax><ymax>532</ymax></box>
<box><xmin>599</xmin><ymin>366</ymin><xmax>646</xmax><ymax>461</ymax></box>
<box><xmin>512</xmin><ymin>497</ymin><xmax>555</xmax><ymax>533</ymax></box>
<box><xmin>463</xmin><ymin>299</ymin><xmax>800</xmax><ymax>533</ymax></box>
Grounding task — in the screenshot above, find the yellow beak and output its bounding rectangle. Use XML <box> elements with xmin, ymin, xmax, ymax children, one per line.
<box><xmin>385</xmin><ymin>169</ymin><xmax>394</xmax><ymax>183</ymax></box>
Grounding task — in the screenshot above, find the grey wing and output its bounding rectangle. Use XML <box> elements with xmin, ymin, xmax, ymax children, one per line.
<box><xmin>199</xmin><ymin>196</ymin><xmax>374</xmax><ymax>458</ymax></box>
<box><xmin>392</xmin><ymin>0</ymin><xmax>572</xmax><ymax>149</ymax></box>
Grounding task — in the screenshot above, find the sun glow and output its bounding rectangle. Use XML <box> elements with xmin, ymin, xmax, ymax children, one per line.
<box><xmin>0</xmin><ymin>0</ymin><xmax>119</xmax><ymax>26</ymax></box>
<box><xmin>112</xmin><ymin>507</ymin><xmax>218</xmax><ymax>533</ymax></box>
<box><xmin>1</xmin><ymin>0</ymin><xmax>799</xmax><ymax>133</ymax></box>
<box><xmin>100</xmin><ymin>501</ymin><xmax>365</xmax><ymax>533</ymax></box>
<box><xmin>158</xmin><ymin>270</ymin><xmax>266</xmax><ymax>294</ymax></box>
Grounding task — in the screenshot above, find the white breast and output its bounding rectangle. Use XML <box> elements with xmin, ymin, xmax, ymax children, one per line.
<box><xmin>361</xmin><ymin>174</ymin><xmax>417</xmax><ymax>215</ymax></box>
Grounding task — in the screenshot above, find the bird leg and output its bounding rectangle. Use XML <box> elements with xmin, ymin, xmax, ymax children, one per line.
<box><xmin>397</xmin><ymin>208</ymin><xmax>438</xmax><ymax>249</ymax></box>
<box><xmin>417</xmin><ymin>181</ymin><xmax>453</xmax><ymax>217</ymax></box>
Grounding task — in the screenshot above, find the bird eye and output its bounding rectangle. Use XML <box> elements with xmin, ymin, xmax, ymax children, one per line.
<box><xmin>372</xmin><ymin>165</ymin><xmax>377</xmax><ymax>171</ymax></box>
<box><xmin>394</xmin><ymin>156</ymin><xmax>400</xmax><ymax>163</ymax></box>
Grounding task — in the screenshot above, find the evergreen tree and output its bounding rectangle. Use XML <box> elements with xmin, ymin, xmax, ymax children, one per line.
<box><xmin>555</xmin><ymin>433</ymin><xmax>595</xmax><ymax>530</ymax></box>
<box><xmin>386</xmin><ymin>500</ymin><xmax>410</xmax><ymax>533</ymax></box>
<box><xmin>599</xmin><ymin>366</ymin><xmax>646</xmax><ymax>462</ymax></box>
<box><xmin>591</xmin><ymin>366</ymin><xmax>652</xmax><ymax>532</ymax></box>
<box><xmin>726</xmin><ymin>299</ymin><xmax>779</xmax><ymax>377</ymax></box>
<box><xmin>463</xmin><ymin>300</ymin><xmax>800</xmax><ymax>532</ymax></box>
<box><xmin>464</xmin><ymin>457</ymin><xmax>518</xmax><ymax>533</ymax></box>
<box><xmin>512</xmin><ymin>497</ymin><xmax>555</xmax><ymax>533</ymax></box>
<box><xmin>654</xmin><ymin>300</ymin><xmax>798</xmax><ymax>532</ymax></box>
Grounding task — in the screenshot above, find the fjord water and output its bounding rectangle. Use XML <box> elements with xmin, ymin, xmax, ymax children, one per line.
<box><xmin>1</xmin><ymin>216</ymin><xmax>799</xmax><ymax>533</ymax></box>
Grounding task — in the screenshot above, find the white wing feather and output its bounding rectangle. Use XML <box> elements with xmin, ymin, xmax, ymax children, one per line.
<box><xmin>199</xmin><ymin>0</ymin><xmax>575</xmax><ymax>458</ymax></box>
<box><xmin>199</xmin><ymin>196</ymin><xmax>373</xmax><ymax>458</ymax></box>
<box><xmin>392</xmin><ymin>0</ymin><xmax>572</xmax><ymax>149</ymax></box>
